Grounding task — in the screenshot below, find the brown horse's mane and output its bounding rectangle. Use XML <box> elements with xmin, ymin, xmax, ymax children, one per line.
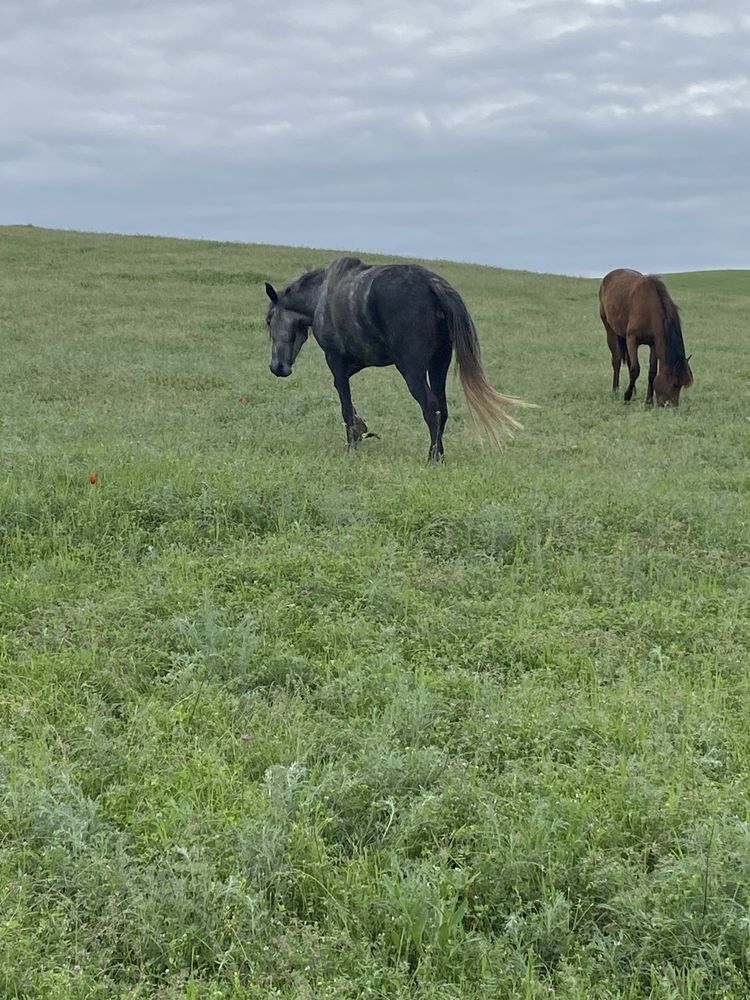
<box><xmin>648</xmin><ymin>275</ymin><xmax>692</xmax><ymax>383</ymax></box>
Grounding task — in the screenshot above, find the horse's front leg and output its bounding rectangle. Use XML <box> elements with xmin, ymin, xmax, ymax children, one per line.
<box><xmin>623</xmin><ymin>336</ymin><xmax>640</xmax><ymax>402</ymax></box>
<box><xmin>327</xmin><ymin>356</ymin><xmax>372</xmax><ymax>448</ymax></box>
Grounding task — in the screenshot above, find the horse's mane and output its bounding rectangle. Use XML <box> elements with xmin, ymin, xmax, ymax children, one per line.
<box><xmin>325</xmin><ymin>256</ymin><xmax>367</xmax><ymax>285</ymax></box>
<box><xmin>277</xmin><ymin>267</ymin><xmax>325</xmax><ymax>315</ymax></box>
<box><xmin>284</xmin><ymin>267</ymin><xmax>325</xmax><ymax>297</ymax></box>
<box><xmin>649</xmin><ymin>275</ymin><xmax>691</xmax><ymax>381</ymax></box>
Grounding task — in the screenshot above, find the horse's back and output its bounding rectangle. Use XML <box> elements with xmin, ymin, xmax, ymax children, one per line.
<box><xmin>367</xmin><ymin>265</ymin><xmax>445</xmax><ymax>340</ymax></box>
<box><xmin>600</xmin><ymin>268</ymin><xmax>661</xmax><ymax>338</ymax></box>
<box><xmin>326</xmin><ymin>257</ymin><xmax>438</xmax><ymax>318</ymax></box>
<box><xmin>318</xmin><ymin>258</ymin><xmax>444</xmax><ymax>362</ymax></box>
<box><xmin>600</xmin><ymin>268</ymin><xmax>642</xmax><ymax>308</ymax></box>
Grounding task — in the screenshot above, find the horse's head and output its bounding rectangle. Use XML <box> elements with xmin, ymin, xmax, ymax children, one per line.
<box><xmin>654</xmin><ymin>355</ymin><xmax>693</xmax><ymax>406</ymax></box>
<box><xmin>265</xmin><ymin>282</ymin><xmax>310</xmax><ymax>378</ymax></box>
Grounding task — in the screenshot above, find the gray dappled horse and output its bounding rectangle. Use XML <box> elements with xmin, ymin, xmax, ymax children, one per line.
<box><xmin>265</xmin><ymin>256</ymin><xmax>527</xmax><ymax>461</ymax></box>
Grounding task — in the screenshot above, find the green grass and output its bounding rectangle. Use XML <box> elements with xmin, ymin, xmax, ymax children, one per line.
<box><xmin>1</xmin><ymin>224</ymin><xmax>749</xmax><ymax>999</ymax></box>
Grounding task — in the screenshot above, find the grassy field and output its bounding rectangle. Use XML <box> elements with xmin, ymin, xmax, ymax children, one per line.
<box><xmin>1</xmin><ymin>224</ymin><xmax>749</xmax><ymax>999</ymax></box>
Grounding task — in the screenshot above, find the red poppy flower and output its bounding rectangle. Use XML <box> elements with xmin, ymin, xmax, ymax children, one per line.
<box><xmin>88</xmin><ymin>473</ymin><xmax>97</xmax><ymax>484</ymax></box>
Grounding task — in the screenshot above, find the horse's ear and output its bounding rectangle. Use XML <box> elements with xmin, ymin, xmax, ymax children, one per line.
<box><xmin>265</xmin><ymin>282</ymin><xmax>278</xmax><ymax>303</ymax></box>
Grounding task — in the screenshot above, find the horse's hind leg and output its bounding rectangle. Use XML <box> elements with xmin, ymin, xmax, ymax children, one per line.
<box><xmin>645</xmin><ymin>346</ymin><xmax>657</xmax><ymax>406</ymax></box>
<box><xmin>623</xmin><ymin>334</ymin><xmax>640</xmax><ymax>402</ymax></box>
<box><xmin>398</xmin><ymin>362</ymin><xmax>442</xmax><ymax>462</ymax></box>
<box><xmin>428</xmin><ymin>342</ymin><xmax>452</xmax><ymax>460</ymax></box>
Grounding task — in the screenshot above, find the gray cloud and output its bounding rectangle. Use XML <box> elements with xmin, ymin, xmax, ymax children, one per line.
<box><xmin>1</xmin><ymin>0</ymin><xmax>749</xmax><ymax>273</ymax></box>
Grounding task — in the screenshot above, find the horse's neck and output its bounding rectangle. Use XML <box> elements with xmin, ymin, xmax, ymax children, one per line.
<box><xmin>288</xmin><ymin>270</ymin><xmax>325</xmax><ymax>319</ymax></box>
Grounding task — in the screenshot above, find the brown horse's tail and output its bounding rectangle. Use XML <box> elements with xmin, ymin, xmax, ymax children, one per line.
<box><xmin>428</xmin><ymin>274</ymin><xmax>533</xmax><ymax>447</ymax></box>
<box><xmin>651</xmin><ymin>276</ymin><xmax>694</xmax><ymax>387</ymax></box>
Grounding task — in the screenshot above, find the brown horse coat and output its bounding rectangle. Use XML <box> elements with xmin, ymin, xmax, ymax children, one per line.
<box><xmin>599</xmin><ymin>268</ymin><xmax>693</xmax><ymax>406</ymax></box>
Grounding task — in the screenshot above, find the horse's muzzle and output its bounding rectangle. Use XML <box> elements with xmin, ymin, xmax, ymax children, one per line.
<box><xmin>270</xmin><ymin>362</ymin><xmax>291</xmax><ymax>378</ymax></box>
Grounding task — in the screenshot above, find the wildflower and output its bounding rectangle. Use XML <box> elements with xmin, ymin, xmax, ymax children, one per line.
<box><xmin>88</xmin><ymin>473</ymin><xmax>97</xmax><ymax>484</ymax></box>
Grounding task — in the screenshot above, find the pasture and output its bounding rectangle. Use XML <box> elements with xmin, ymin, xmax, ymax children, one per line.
<box><xmin>1</xmin><ymin>224</ymin><xmax>749</xmax><ymax>999</ymax></box>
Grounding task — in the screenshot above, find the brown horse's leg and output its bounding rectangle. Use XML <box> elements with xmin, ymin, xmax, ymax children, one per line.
<box><xmin>624</xmin><ymin>335</ymin><xmax>640</xmax><ymax>402</ymax></box>
<box><xmin>646</xmin><ymin>347</ymin><xmax>657</xmax><ymax>406</ymax></box>
<box><xmin>604</xmin><ymin>323</ymin><xmax>621</xmax><ymax>391</ymax></box>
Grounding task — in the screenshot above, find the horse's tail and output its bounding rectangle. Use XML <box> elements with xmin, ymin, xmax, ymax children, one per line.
<box><xmin>428</xmin><ymin>274</ymin><xmax>532</xmax><ymax>446</ymax></box>
<box><xmin>651</xmin><ymin>276</ymin><xmax>693</xmax><ymax>387</ymax></box>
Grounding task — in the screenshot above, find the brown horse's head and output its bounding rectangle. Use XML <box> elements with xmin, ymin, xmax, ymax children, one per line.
<box><xmin>653</xmin><ymin>355</ymin><xmax>693</xmax><ymax>406</ymax></box>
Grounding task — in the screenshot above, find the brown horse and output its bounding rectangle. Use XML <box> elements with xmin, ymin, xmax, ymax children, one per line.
<box><xmin>599</xmin><ymin>268</ymin><xmax>693</xmax><ymax>406</ymax></box>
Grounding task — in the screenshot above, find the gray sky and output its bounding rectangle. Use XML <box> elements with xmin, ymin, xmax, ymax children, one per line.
<box><xmin>2</xmin><ymin>0</ymin><xmax>749</xmax><ymax>274</ymax></box>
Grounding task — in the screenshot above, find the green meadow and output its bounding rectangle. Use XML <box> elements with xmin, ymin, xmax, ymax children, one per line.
<box><xmin>1</xmin><ymin>225</ymin><xmax>749</xmax><ymax>999</ymax></box>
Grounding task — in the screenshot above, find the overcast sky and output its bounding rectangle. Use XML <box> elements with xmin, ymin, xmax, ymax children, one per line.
<box><xmin>2</xmin><ymin>0</ymin><xmax>749</xmax><ymax>274</ymax></box>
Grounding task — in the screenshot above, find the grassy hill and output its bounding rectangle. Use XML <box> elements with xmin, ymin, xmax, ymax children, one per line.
<box><xmin>1</xmin><ymin>225</ymin><xmax>749</xmax><ymax>999</ymax></box>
